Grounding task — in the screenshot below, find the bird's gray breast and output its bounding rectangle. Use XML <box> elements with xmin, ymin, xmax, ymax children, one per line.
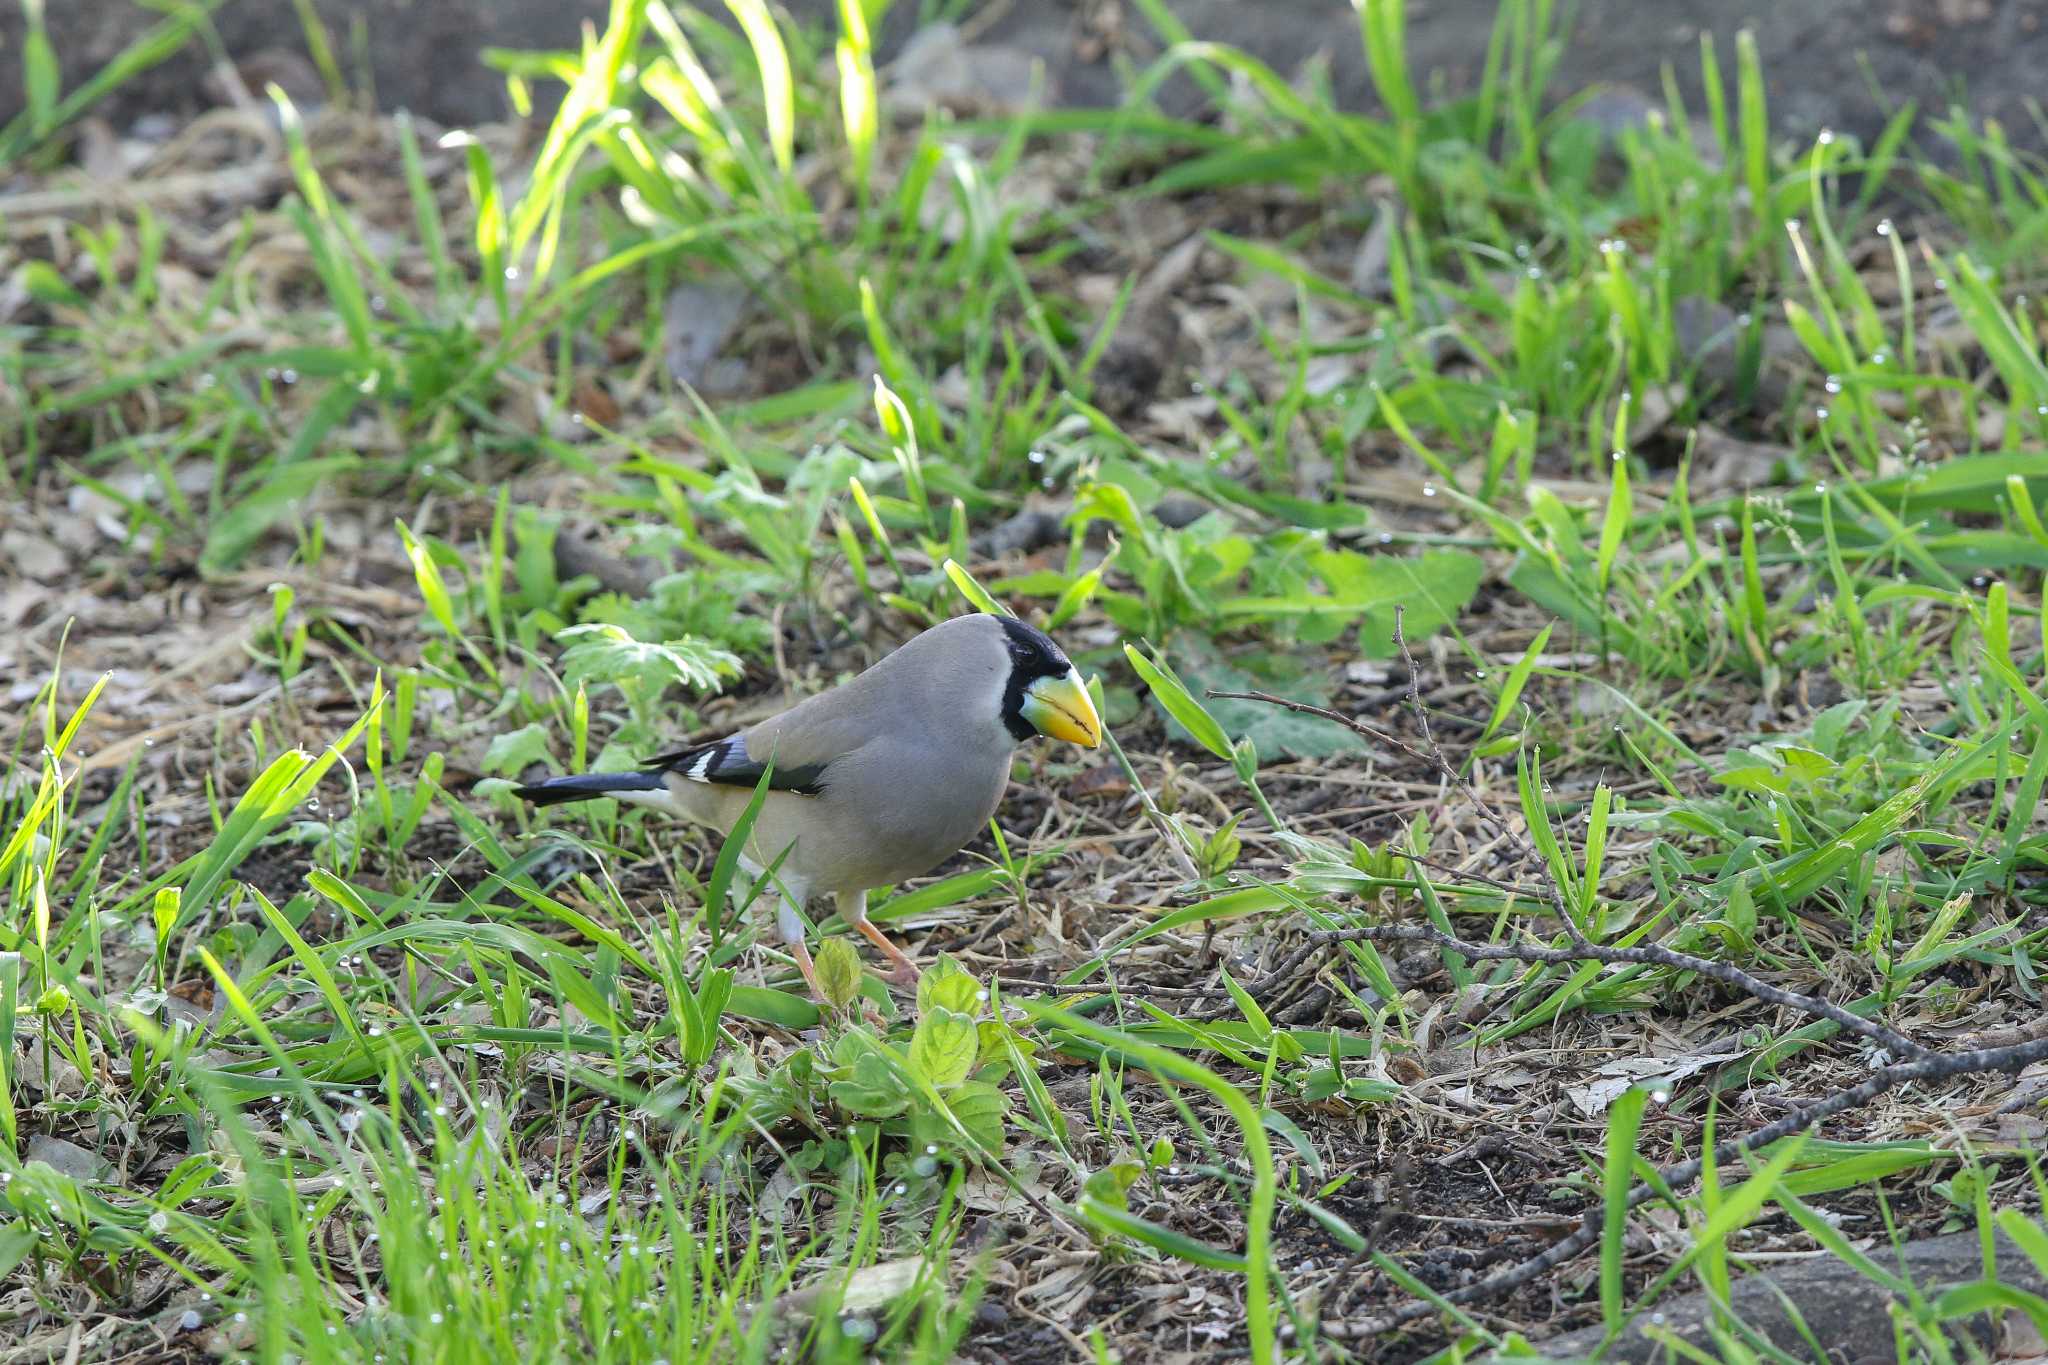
<box><xmin>812</xmin><ymin>736</ymin><xmax>1012</xmax><ymax>889</ymax></box>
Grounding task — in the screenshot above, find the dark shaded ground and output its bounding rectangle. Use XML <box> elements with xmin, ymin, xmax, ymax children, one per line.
<box><xmin>7</xmin><ymin>0</ymin><xmax>2042</xmax><ymax>159</ymax></box>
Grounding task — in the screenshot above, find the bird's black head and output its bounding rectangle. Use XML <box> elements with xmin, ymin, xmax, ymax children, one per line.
<box><xmin>996</xmin><ymin>616</ymin><xmax>1074</xmax><ymax>741</ymax></box>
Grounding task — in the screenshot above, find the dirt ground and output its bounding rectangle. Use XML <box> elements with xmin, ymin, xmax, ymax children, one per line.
<box><xmin>7</xmin><ymin>0</ymin><xmax>2042</xmax><ymax>163</ymax></box>
<box><xmin>8</xmin><ymin>4</ymin><xmax>2048</xmax><ymax>1360</ymax></box>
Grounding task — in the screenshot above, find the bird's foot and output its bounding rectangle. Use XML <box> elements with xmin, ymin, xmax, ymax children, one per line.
<box><xmin>851</xmin><ymin>917</ymin><xmax>922</xmax><ymax>991</ymax></box>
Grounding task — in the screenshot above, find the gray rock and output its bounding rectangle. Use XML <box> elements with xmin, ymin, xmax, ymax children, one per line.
<box><xmin>1524</xmin><ymin>1226</ymin><xmax>2048</xmax><ymax>1363</ymax></box>
<box><xmin>25</xmin><ymin>1134</ymin><xmax>104</xmax><ymax>1182</ymax></box>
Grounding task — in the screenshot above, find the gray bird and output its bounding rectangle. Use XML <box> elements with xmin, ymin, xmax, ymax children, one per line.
<box><xmin>514</xmin><ymin>613</ymin><xmax>1102</xmax><ymax>999</ymax></box>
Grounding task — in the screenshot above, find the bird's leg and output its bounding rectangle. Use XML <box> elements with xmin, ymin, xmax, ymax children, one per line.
<box><xmin>838</xmin><ymin>890</ymin><xmax>919</xmax><ymax>989</ymax></box>
<box><xmin>777</xmin><ymin>894</ymin><xmax>827</xmax><ymax>1004</ymax></box>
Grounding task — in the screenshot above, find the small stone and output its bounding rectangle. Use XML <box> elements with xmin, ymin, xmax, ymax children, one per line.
<box><xmin>0</xmin><ymin>530</ymin><xmax>67</xmax><ymax>582</ymax></box>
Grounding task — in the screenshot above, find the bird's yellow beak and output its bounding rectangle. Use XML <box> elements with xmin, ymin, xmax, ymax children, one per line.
<box><xmin>1021</xmin><ymin>668</ymin><xmax>1102</xmax><ymax>749</ymax></box>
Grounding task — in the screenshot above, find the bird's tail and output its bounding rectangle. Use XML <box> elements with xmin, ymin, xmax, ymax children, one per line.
<box><xmin>514</xmin><ymin>769</ymin><xmax>669</xmax><ymax>808</ymax></box>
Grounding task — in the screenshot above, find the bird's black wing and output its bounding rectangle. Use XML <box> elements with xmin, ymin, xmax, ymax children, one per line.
<box><xmin>645</xmin><ymin>737</ymin><xmax>828</xmax><ymax>796</ymax></box>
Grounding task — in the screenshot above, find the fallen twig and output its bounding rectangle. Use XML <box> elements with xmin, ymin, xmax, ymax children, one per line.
<box><xmin>1237</xmin><ymin>919</ymin><xmax>1928</xmax><ymax>1062</ymax></box>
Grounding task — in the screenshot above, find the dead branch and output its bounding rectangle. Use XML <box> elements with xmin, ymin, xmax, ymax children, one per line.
<box><xmin>1238</xmin><ymin>919</ymin><xmax>1928</xmax><ymax>1062</ymax></box>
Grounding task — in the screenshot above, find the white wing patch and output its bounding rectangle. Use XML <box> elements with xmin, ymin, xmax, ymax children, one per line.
<box><xmin>685</xmin><ymin>745</ymin><xmax>724</xmax><ymax>783</ymax></box>
<box><xmin>650</xmin><ymin>736</ymin><xmax>827</xmax><ymax>796</ymax></box>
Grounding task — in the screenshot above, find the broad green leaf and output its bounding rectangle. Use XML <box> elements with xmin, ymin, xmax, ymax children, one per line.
<box><xmin>480</xmin><ymin>724</ymin><xmax>554</xmax><ymax>778</ymax></box>
<box><xmin>908</xmin><ymin>1007</ymin><xmax>978</xmax><ymax>1089</ymax></box>
<box><xmin>917</xmin><ymin>1078</ymin><xmax>1009</xmax><ymax>1153</ymax></box>
<box><xmin>917</xmin><ymin>955</ymin><xmax>980</xmax><ymax>1017</ymax></box>
<box><xmin>815</xmin><ymin>938</ymin><xmax>862</xmax><ymax>1010</ymax></box>
<box><xmin>1164</xmin><ymin>636</ymin><xmax>1362</xmax><ymax>760</ymax></box>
